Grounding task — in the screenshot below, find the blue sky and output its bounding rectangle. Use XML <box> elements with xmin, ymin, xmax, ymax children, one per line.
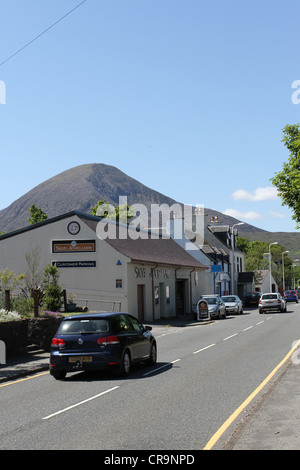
<box><xmin>0</xmin><ymin>0</ymin><xmax>300</xmax><ymax>232</ymax></box>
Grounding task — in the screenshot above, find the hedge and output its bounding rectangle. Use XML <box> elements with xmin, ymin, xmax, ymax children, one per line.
<box><xmin>0</xmin><ymin>316</ymin><xmax>63</xmax><ymax>359</ymax></box>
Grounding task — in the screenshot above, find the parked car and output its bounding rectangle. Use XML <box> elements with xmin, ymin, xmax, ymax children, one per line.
<box><xmin>200</xmin><ymin>295</ymin><xmax>226</xmax><ymax>319</ymax></box>
<box><xmin>221</xmin><ymin>295</ymin><xmax>243</xmax><ymax>315</ymax></box>
<box><xmin>244</xmin><ymin>292</ymin><xmax>261</xmax><ymax>307</ymax></box>
<box><xmin>50</xmin><ymin>312</ymin><xmax>157</xmax><ymax>380</ymax></box>
<box><xmin>284</xmin><ymin>290</ymin><xmax>299</xmax><ymax>303</ymax></box>
<box><xmin>259</xmin><ymin>293</ymin><xmax>287</xmax><ymax>314</ymax></box>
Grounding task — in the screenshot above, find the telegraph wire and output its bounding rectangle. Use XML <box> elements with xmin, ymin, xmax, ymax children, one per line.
<box><xmin>0</xmin><ymin>0</ymin><xmax>87</xmax><ymax>67</ymax></box>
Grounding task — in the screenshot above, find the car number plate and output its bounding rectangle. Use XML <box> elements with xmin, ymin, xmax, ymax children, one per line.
<box><xmin>69</xmin><ymin>356</ymin><xmax>92</xmax><ymax>363</ymax></box>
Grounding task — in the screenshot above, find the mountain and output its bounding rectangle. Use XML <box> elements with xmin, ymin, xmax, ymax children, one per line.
<box><xmin>0</xmin><ymin>163</ymin><xmax>277</xmax><ymax>236</ymax></box>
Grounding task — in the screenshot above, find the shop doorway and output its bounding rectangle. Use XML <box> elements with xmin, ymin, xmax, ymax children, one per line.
<box><xmin>176</xmin><ymin>280</ymin><xmax>187</xmax><ymax>316</ymax></box>
<box><xmin>137</xmin><ymin>284</ymin><xmax>145</xmax><ymax>322</ymax></box>
<box><xmin>159</xmin><ymin>283</ymin><xmax>165</xmax><ymax>318</ymax></box>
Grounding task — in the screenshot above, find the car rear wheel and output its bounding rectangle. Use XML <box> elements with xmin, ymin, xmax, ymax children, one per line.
<box><xmin>147</xmin><ymin>342</ymin><xmax>157</xmax><ymax>365</ymax></box>
<box><xmin>119</xmin><ymin>349</ymin><xmax>131</xmax><ymax>376</ymax></box>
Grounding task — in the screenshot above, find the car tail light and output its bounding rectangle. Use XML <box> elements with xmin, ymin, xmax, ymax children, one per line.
<box><xmin>97</xmin><ymin>335</ymin><xmax>120</xmax><ymax>346</ymax></box>
<box><xmin>278</xmin><ymin>299</ymin><xmax>281</xmax><ymax>304</ymax></box>
<box><xmin>51</xmin><ymin>338</ymin><xmax>66</xmax><ymax>348</ymax></box>
<box><xmin>259</xmin><ymin>299</ymin><xmax>262</xmax><ymax>305</ymax></box>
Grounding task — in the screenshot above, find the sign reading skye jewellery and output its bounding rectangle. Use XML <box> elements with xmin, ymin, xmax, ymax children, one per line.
<box><xmin>52</xmin><ymin>240</ymin><xmax>96</xmax><ymax>253</ymax></box>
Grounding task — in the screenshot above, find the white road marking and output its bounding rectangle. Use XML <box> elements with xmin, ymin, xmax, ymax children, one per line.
<box><xmin>42</xmin><ymin>386</ymin><xmax>120</xmax><ymax>420</ymax></box>
<box><xmin>193</xmin><ymin>344</ymin><xmax>216</xmax><ymax>355</ymax></box>
<box><xmin>243</xmin><ymin>326</ymin><xmax>253</xmax><ymax>331</ymax></box>
<box><xmin>223</xmin><ymin>334</ymin><xmax>238</xmax><ymax>341</ymax></box>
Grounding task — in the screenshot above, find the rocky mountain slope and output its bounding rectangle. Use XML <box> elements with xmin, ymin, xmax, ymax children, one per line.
<box><xmin>0</xmin><ymin>162</ymin><xmax>273</xmax><ymax>235</ymax></box>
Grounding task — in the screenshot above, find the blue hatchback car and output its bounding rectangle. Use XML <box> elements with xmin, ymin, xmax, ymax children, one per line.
<box><xmin>284</xmin><ymin>290</ymin><xmax>299</xmax><ymax>303</ymax></box>
<box><xmin>50</xmin><ymin>313</ymin><xmax>157</xmax><ymax>380</ymax></box>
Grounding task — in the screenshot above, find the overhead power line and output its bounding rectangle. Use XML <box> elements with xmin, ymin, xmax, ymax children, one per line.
<box><xmin>0</xmin><ymin>0</ymin><xmax>87</xmax><ymax>67</ymax></box>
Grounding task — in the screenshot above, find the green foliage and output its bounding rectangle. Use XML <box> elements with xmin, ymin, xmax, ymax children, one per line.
<box><xmin>271</xmin><ymin>124</ymin><xmax>300</xmax><ymax>228</ymax></box>
<box><xmin>90</xmin><ymin>199</ymin><xmax>134</xmax><ymax>222</ymax></box>
<box><xmin>0</xmin><ymin>267</ymin><xmax>25</xmax><ymax>291</ymax></box>
<box><xmin>28</xmin><ymin>204</ymin><xmax>48</xmax><ymax>224</ymax></box>
<box><xmin>43</xmin><ymin>264</ymin><xmax>62</xmax><ymax>312</ymax></box>
<box><xmin>11</xmin><ymin>295</ymin><xmax>34</xmax><ymax>316</ymax></box>
<box><xmin>237</xmin><ymin>237</ymin><xmax>250</xmax><ymax>253</ymax></box>
<box><xmin>237</xmin><ymin>237</ymin><xmax>294</xmax><ymax>287</ymax></box>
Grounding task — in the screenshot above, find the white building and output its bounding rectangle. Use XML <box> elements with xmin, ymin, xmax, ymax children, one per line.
<box><xmin>0</xmin><ymin>211</ymin><xmax>208</xmax><ymax>321</ymax></box>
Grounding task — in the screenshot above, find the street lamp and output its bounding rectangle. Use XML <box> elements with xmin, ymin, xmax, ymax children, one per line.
<box><xmin>269</xmin><ymin>242</ymin><xmax>278</xmax><ymax>292</ymax></box>
<box><xmin>231</xmin><ymin>222</ymin><xmax>245</xmax><ymax>294</ymax></box>
<box><xmin>292</xmin><ymin>260</ymin><xmax>299</xmax><ymax>289</ymax></box>
<box><xmin>282</xmin><ymin>251</ymin><xmax>289</xmax><ymax>293</ymax></box>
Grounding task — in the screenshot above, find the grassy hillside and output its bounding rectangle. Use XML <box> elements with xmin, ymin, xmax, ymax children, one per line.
<box><xmin>239</xmin><ymin>231</ymin><xmax>300</xmax><ymax>263</ymax></box>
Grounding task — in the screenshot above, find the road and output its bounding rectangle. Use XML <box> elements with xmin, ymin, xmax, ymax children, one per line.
<box><xmin>1</xmin><ymin>303</ymin><xmax>300</xmax><ymax>450</ymax></box>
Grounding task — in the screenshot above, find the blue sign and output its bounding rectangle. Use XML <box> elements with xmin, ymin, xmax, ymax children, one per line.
<box><xmin>211</xmin><ymin>265</ymin><xmax>222</xmax><ymax>273</ymax></box>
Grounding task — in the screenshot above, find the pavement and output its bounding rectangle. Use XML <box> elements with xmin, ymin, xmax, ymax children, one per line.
<box><xmin>1</xmin><ymin>315</ymin><xmax>300</xmax><ymax>450</ymax></box>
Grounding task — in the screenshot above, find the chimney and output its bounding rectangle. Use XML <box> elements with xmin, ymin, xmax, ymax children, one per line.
<box><xmin>166</xmin><ymin>211</ymin><xmax>185</xmax><ymax>240</ymax></box>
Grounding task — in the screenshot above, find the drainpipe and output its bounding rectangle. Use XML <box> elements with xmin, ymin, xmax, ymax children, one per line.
<box><xmin>151</xmin><ymin>266</ymin><xmax>158</xmax><ymax>321</ymax></box>
<box><xmin>189</xmin><ymin>268</ymin><xmax>195</xmax><ymax>313</ymax></box>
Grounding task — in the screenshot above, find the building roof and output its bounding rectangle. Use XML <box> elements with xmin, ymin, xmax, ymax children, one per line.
<box><xmin>80</xmin><ymin>214</ymin><xmax>207</xmax><ymax>269</ymax></box>
<box><xmin>0</xmin><ymin>210</ymin><xmax>206</xmax><ymax>270</ymax></box>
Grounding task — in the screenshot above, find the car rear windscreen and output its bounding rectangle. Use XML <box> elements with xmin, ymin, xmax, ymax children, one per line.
<box><xmin>57</xmin><ymin>318</ymin><xmax>110</xmax><ymax>334</ymax></box>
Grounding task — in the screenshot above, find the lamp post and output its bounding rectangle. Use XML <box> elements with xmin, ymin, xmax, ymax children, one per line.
<box><xmin>231</xmin><ymin>222</ymin><xmax>245</xmax><ymax>294</ymax></box>
<box><xmin>282</xmin><ymin>251</ymin><xmax>289</xmax><ymax>293</ymax></box>
<box><xmin>292</xmin><ymin>260</ymin><xmax>299</xmax><ymax>289</ymax></box>
<box><xmin>269</xmin><ymin>242</ymin><xmax>278</xmax><ymax>292</ymax></box>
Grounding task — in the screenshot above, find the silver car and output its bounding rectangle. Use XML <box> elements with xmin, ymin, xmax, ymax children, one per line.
<box><xmin>201</xmin><ymin>295</ymin><xmax>226</xmax><ymax>319</ymax></box>
<box><xmin>259</xmin><ymin>293</ymin><xmax>287</xmax><ymax>313</ymax></box>
<box><xmin>221</xmin><ymin>295</ymin><xmax>243</xmax><ymax>315</ymax></box>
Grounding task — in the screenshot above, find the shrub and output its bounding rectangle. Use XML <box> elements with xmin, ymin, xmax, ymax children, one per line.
<box><xmin>11</xmin><ymin>295</ymin><xmax>34</xmax><ymax>317</ymax></box>
<box><xmin>0</xmin><ymin>309</ymin><xmax>21</xmax><ymax>322</ymax></box>
<box><xmin>43</xmin><ymin>265</ymin><xmax>62</xmax><ymax>312</ymax></box>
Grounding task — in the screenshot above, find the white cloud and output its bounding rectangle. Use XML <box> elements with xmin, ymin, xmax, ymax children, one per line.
<box><xmin>269</xmin><ymin>211</ymin><xmax>286</xmax><ymax>219</ymax></box>
<box><xmin>223</xmin><ymin>209</ymin><xmax>263</xmax><ymax>221</ymax></box>
<box><xmin>232</xmin><ymin>187</ymin><xmax>278</xmax><ymax>202</ymax></box>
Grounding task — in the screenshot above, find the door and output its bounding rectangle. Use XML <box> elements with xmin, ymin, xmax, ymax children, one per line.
<box><xmin>128</xmin><ymin>315</ymin><xmax>150</xmax><ymax>360</ymax></box>
<box><xmin>176</xmin><ymin>280</ymin><xmax>185</xmax><ymax>316</ymax></box>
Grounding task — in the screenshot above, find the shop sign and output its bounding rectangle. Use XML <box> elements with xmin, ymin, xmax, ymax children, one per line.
<box><xmin>52</xmin><ymin>240</ymin><xmax>96</xmax><ymax>253</ymax></box>
<box><xmin>134</xmin><ymin>266</ymin><xmax>171</xmax><ymax>279</ymax></box>
<box><xmin>53</xmin><ymin>261</ymin><xmax>96</xmax><ymax>268</ymax></box>
<box><xmin>211</xmin><ymin>265</ymin><xmax>222</xmax><ymax>273</ymax></box>
<box><xmin>153</xmin><ymin>268</ymin><xmax>171</xmax><ymax>279</ymax></box>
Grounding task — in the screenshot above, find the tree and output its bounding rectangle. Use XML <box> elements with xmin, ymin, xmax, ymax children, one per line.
<box><xmin>0</xmin><ymin>267</ymin><xmax>25</xmax><ymax>291</ymax></box>
<box><xmin>28</xmin><ymin>204</ymin><xmax>48</xmax><ymax>224</ymax></box>
<box><xmin>90</xmin><ymin>199</ymin><xmax>134</xmax><ymax>222</ymax></box>
<box><xmin>237</xmin><ymin>238</ymin><xmax>293</xmax><ymax>287</ymax></box>
<box><xmin>43</xmin><ymin>264</ymin><xmax>62</xmax><ymax>312</ymax></box>
<box><xmin>271</xmin><ymin>124</ymin><xmax>300</xmax><ymax>228</ymax></box>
